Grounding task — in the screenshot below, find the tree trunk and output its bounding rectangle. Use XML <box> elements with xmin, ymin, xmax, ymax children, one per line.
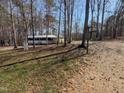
<box><xmin>96</xmin><ymin>1</ymin><xmax>101</xmax><ymax>39</ymax></box>
<box><xmin>69</xmin><ymin>0</ymin><xmax>74</xmax><ymax>43</ymax></box>
<box><xmin>67</xmin><ymin>0</ymin><xmax>70</xmax><ymax>43</ymax></box>
<box><xmin>100</xmin><ymin>0</ymin><xmax>106</xmax><ymax>40</ymax></box>
<box><xmin>64</xmin><ymin>0</ymin><xmax>67</xmax><ymax>46</ymax></box>
<box><xmin>9</xmin><ymin>0</ymin><xmax>17</xmax><ymax>48</ymax></box>
<box><xmin>20</xmin><ymin>1</ymin><xmax>29</xmax><ymax>51</ymax></box>
<box><xmin>81</xmin><ymin>0</ymin><xmax>90</xmax><ymax>48</ymax></box>
<box><xmin>31</xmin><ymin>0</ymin><xmax>35</xmax><ymax>48</ymax></box>
<box><xmin>90</xmin><ymin>0</ymin><xmax>95</xmax><ymax>31</ymax></box>
<box><xmin>57</xmin><ymin>0</ymin><xmax>62</xmax><ymax>45</ymax></box>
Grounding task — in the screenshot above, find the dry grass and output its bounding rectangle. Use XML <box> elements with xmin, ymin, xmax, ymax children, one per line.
<box><xmin>0</xmin><ymin>44</ymin><xmax>87</xmax><ymax>93</ymax></box>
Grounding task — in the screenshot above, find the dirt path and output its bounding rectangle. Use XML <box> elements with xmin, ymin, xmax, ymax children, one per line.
<box><xmin>0</xmin><ymin>46</ymin><xmax>14</xmax><ymax>51</ymax></box>
<box><xmin>64</xmin><ymin>41</ymin><xmax>124</xmax><ymax>93</ymax></box>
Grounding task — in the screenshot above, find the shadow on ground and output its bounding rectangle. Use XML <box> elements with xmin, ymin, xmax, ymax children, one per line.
<box><xmin>0</xmin><ymin>45</ymin><xmax>87</xmax><ymax>68</ymax></box>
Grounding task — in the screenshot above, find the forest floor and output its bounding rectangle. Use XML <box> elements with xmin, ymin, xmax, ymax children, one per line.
<box><xmin>0</xmin><ymin>40</ymin><xmax>124</xmax><ymax>93</ymax></box>
<box><xmin>66</xmin><ymin>40</ymin><xmax>124</xmax><ymax>93</ymax></box>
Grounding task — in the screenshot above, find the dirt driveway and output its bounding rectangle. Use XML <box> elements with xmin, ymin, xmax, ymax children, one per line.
<box><xmin>65</xmin><ymin>41</ymin><xmax>124</xmax><ymax>93</ymax></box>
<box><xmin>0</xmin><ymin>46</ymin><xmax>14</xmax><ymax>51</ymax></box>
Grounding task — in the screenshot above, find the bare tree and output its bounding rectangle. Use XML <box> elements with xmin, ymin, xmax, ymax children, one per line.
<box><xmin>30</xmin><ymin>0</ymin><xmax>35</xmax><ymax>48</ymax></box>
<box><xmin>57</xmin><ymin>0</ymin><xmax>62</xmax><ymax>45</ymax></box>
<box><xmin>69</xmin><ymin>0</ymin><xmax>74</xmax><ymax>43</ymax></box>
<box><xmin>9</xmin><ymin>0</ymin><xmax>17</xmax><ymax>48</ymax></box>
<box><xmin>100</xmin><ymin>0</ymin><xmax>106</xmax><ymax>40</ymax></box>
<box><xmin>90</xmin><ymin>0</ymin><xmax>95</xmax><ymax>32</ymax></box>
<box><xmin>64</xmin><ymin>0</ymin><xmax>67</xmax><ymax>46</ymax></box>
<box><xmin>18</xmin><ymin>1</ymin><xmax>29</xmax><ymax>50</ymax></box>
<box><xmin>81</xmin><ymin>0</ymin><xmax>90</xmax><ymax>48</ymax></box>
<box><xmin>96</xmin><ymin>0</ymin><xmax>102</xmax><ymax>39</ymax></box>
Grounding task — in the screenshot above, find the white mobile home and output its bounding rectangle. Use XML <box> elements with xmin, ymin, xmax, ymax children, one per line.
<box><xmin>28</xmin><ymin>35</ymin><xmax>57</xmax><ymax>45</ymax></box>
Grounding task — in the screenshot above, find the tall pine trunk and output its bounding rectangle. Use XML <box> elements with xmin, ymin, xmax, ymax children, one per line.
<box><xmin>96</xmin><ymin>0</ymin><xmax>101</xmax><ymax>39</ymax></box>
<box><xmin>81</xmin><ymin>0</ymin><xmax>90</xmax><ymax>47</ymax></box>
<box><xmin>69</xmin><ymin>0</ymin><xmax>74</xmax><ymax>43</ymax></box>
<box><xmin>31</xmin><ymin>0</ymin><xmax>35</xmax><ymax>48</ymax></box>
<box><xmin>100</xmin><ymin>0</ymin><xmax>106</xmax><ymax>40</ymax></box>
<box><xmin>57</xmin><ymin>0</ymin><xmax>62</xmax><ymax>45</ymax></box>
<box><xmin>64</xmin><ymin>0</ymin><xmax>67</xmax><ymax>46</ymax></box>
